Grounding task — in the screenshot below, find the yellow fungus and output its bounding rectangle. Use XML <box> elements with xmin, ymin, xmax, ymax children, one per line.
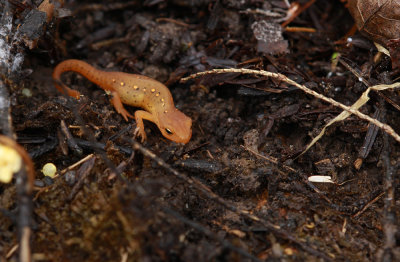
<box><xmin>284</xmin><ymin>248</ymin><xmax>294</xmax><ymax>256</ymax></box>
<box><xmin>0</xmin><ymin>145</ymin><xmax>22</xmax><ymax>183</ymax></box>
<box><xmin>42</xmin><ymin>163</ymin><xmax>57</xmax><ymax>178</ymax></box>
<box><xmin>21</xmin><ymin>88</ymin><xmax>32</xmax><ymax>97</ymax></box>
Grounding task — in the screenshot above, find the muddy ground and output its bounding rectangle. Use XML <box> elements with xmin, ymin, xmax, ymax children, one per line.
<box><xmin>1</xmin><ymin>0</ymin><xmax>400</xmax><ymax>261</ymax></box>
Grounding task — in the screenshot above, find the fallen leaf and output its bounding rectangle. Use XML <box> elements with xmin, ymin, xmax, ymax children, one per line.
<box><xmin>347</xmin><ymin>0</ymin><xmax>400</xmax><ymax>47</ymax></box>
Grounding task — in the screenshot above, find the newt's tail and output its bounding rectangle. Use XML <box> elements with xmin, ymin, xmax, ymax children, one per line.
<box><xmin>52</xmin><ymin>59</ymin><xmax>100</xmax><ymax>99</ymax></box>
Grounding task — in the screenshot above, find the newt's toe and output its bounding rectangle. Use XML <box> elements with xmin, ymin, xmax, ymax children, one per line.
<box><xmin>68</xmin><ymin>89</ymin><xmax>81</xmax><ymax>100</ymax></box>
<box><xmin>134</xmin><ymin>127</ymin><xmax>147</xmax><ymax>142</ymax></box>
<box><xmin>119</xmin><ymin>109</ymin><xmax>133</xmax><ymax>122</ymax></box>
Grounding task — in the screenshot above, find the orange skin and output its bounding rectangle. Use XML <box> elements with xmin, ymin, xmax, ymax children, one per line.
<box><xmin>52</xmin><ymin>59</ymin><xmax>192</xmax><ymax>144</ymax></box>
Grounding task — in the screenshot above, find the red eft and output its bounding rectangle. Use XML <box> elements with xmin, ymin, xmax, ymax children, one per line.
<box><xmin>52</xmin><ymin>59</ymin><xmax>192</xmax><ymax>144</ymax></box>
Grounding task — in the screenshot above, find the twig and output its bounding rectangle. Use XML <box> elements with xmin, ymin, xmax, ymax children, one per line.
<box><xmin>285</xmin><ymin>26</ymin><xmax>316</xmax><ymax>33</ymax></box>
<box><xmin>163</xmin><ymin>207</ymin><xmax>263</xmax><ymax>262</ymax></box>
<box><xmin>125</xmin><ymin>137</ymin><xmax>333</xmax><ymax>261</ymax></box>
<box><xmin>60</xmin><ymin>154</ymin><xmax>95</xmax><ymax>175</ymax></box>
<box><xmin>58</xmin><ymin>86</ymin><xmax>126</xmax><ymax>183</ymax></box>
<box><xmin>180</xmin><ymin>68</ymin><xmax>400</xmax><ymax>144</ymax></box>
<box><xmin>60</xmin><ymin>120</ymin><xmax>83</xmax><ymax>156</ymax></box>
<box><xmin>352</xmin><ymin>192</ymin><xmax>385</xmax><ymax>218</ymax></box>
<box><xmin>156</xmin><ymin>18</ymin><xmax>191</xmax><ymax>27</ymax></box>
<box><xmin>240</xmin><ymin>145</ymin><xmax>295</xmax><ymax>172</ymax></box>
<box><xmin>67</xmin><ymin>155</ymin><xmax>96</xmax><ymax>202</ymax></box>
<box><xmin>380</xmin><ymin>126</ymin><xmax>396</xmax><ymax>259</ymax></box>
<box><xmin>339</xmin><ymin>58</ymin><xmax>400</xmax><ymax>112</ymax></box>
<box><xmin>73</xmin><ymin>1</ymin><xmax>138</xmax><ymax>14</ymax></box>
<box><xmin>6</xmin><ymin>244</ymin><xmax>19</xmax><ymax>259</ymax></box>
<box><xmin>19</xmin><ymin>227</ymin><xmax>31</xmax><ymax>262</ymax></box>
<box><xmin>355</xmin><ymin>108</ymin><xmax>382</xmax><ymax>170</ymax></box>
<box><xmin>281</xmin><ymin>0</ymin><xmax>316</xmax><ymax>27</ymax></box>
<box><xmin>242</xmin><ymin>145</ymin><xmax>332</xmax><ymax>204</ymax></box>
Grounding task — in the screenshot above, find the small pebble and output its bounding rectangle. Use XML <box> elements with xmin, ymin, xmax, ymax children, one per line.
<box><xmin>34</xmin><ymin>179</ymin><xmax>45</xmax><ymax>187</ymax></box>
<box><xmin>43</xmin><ymin>176</ymin><xmax>54</xmax><ymax>186</ymax></box>
<box><xmin>243</xmin><ymin>129</ymin><xmax>259</xmax><ymax>153</ymax></box>
<box><xmin>64</xmin><ymin>171</ymin><xmax>76</xmax><ymax>186</ymax></box>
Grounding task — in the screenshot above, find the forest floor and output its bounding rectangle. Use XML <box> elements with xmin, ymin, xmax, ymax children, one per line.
<box><xmin>1</xmin><ymin>1</ymin><xmax>400</xmax><ymax>261</ymax></box>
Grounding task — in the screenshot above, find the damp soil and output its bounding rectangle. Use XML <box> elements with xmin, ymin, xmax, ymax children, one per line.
<box><xmin>2</xmin><ymin>1</ymin><xmax>400</xmax><ymax>261</ymax></box>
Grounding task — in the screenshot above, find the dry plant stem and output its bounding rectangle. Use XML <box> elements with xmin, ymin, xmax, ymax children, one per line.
<box><xmin>74</xmin><ymin>1</ymin><xmax>138</xmax><ymax>14</ymax></box>
<box><xmin>60</xmin><ymin>88</ymin><xmax>125</xmax><ymax>183</ymax></box>
<box><xmin>240</xmin><ymin>145</ymin><xmax>295</xmax><ymax>172</ymax></box>
<box><xmin>352</xmin><ymin>192</ymin><xmax>385</xmax><ymax>218</ymax></box>
<box><xmin>339</xmin><ymin>58</ymin><xmax>400</xmax><ymax>112</ymax></box>
<box><xmin>181</xmin><ymin>69</ymin><xmax>400</xmax><ymax>144</ymax></box>
<box><xmin>91</xmin><ymin>37</ymin><xmax>129</xmax><ymax>50</ymax></box>
<box><xmin>284</xmin><ymin>26</ymin><xmax>316</xmax><ymax>33</ymax></box>
<box><xmin>60</xmin><ymin>120</ymin><xmax>82</xmax><ymax>155</ymax></box>
<box><xmin>19</xmin><ymin>225</ymin><xmax>31</xmax><ymax>262</ymax></box>
<box><xmin>128</xmin><ymin>138</ymin><xmax>332</xmax><ymax>261</ymax></box>
<box><xmin>60</xmin><ymin>154</ymin><xmax>95</xmax><ymax>175</ymax></box>
<box><xmin>281</xmin><ymin>0</ymin><xmax>316</xmax><ymax>27</ymax></box>
<box><xmin>6</xmin><ymin>244</ymin><xmax>19</xmax><ymax>259</ymax></box>
<box><xmin>359</xmin><ymin>108</ymin><xmax>382</xmax><ymax>159</ymax></box>
<box><xmin>67</xmin><ymin>155</ymin><xmax>96</xmax><ymax>202</ymax></box>
<box><xmin>381</xmin><ymin>133</ymin><xmax>396</xmax><ymax>255</ymax></box>
<box><xmin>0</xmin><ymin>135</ymin><xmax>35</xmax><ymax>262</ymax></box>
<box><xmin>156</xmin><ymin>18</ymin><xmax>191</xmax><ymax>27</ymax></box>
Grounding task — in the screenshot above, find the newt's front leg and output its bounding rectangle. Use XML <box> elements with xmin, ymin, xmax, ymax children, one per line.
<box><xmin>110</xmin><ymin>91</ymin><xmax>133</xmax><ymax>121</ymax></box>
<box><xmin>134</xmin><ymin>110</ymin><xmax>157</xmax><ymax>142</ymax></box>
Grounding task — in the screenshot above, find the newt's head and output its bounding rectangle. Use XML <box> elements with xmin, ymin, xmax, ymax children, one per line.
<box><xmin>157</xmin><ymin>108</ymin><xmax>192</xmax><ymax>144</ymax></box>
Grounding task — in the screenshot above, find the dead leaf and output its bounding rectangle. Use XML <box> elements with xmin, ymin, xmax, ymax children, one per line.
<box><xmin>387</xmin><ymin>39</ymin><xmax>400</xmax><ymax>69</ymax></box>
<box><xmin>347</xmin><ymin>0</ymin><xmax>400</xmax><ymax>47</ymax></box>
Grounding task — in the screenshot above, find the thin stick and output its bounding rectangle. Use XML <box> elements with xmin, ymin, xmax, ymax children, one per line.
<box><xmin>352</xmin><ymin>192</ymin><xmax>385</xmax><ymax>218</ymax></box>
<box><xmin>163</xmin><ymin>207</ymin><xmax>263</xmax><ymax>262</ymax></box>
<box><xmin>181</xmin><ymin>69</ymin><xmax>400</xmax><ymax>144</ymax></box>
<box><xmin>126</xmin><ymin>138</ymin><xmax>332</xmax><ymax>261</ymax></box>
<box><xmin>60</xmin><ymin>154</ymin><xmax>95</xmax><ymax>175</ymax></box>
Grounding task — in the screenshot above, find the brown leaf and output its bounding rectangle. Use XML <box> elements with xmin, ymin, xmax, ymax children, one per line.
<box><xmin>347</xmin><ymin>0</ymin><xmax>400</xmax><ymax>47</ymax></box>
<box><xmin>387</xmin><ymin>39</ymin><xmax>400</xmax><ymax>69</ymax></box>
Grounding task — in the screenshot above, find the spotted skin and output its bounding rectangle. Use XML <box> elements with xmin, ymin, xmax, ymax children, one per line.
<box><xmin>52</xmin><ymin>59</ymin><xmax>192</xmax><ymax>144</ymax></box>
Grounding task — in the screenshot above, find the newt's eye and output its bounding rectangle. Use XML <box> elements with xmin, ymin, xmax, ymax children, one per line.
<box><xmin>165</xmin><ymin>128</ymin><xmax>173</xmax><ymax>135</ymax></box>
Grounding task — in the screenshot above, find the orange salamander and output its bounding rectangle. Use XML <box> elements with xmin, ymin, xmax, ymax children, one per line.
<box><xmin>52</xmin><ymin>59</ymin><xmax>192</xmax><ymax>144</ymax></box>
